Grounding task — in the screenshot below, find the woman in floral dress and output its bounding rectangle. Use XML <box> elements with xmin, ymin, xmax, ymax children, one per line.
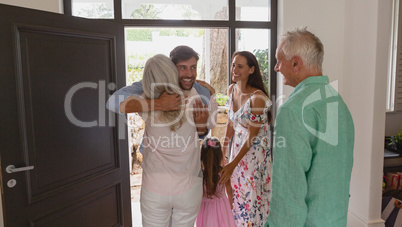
<box><xmin>219</xmin><ymin>51</ymin><xmax>272</xmax><ymax>227</ymax></box>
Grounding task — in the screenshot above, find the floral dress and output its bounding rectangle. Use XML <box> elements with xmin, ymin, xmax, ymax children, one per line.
<box><xmin>227</xmin><ymin>90</ymin><xmax>272</xmax><ymax>227</ymax></box>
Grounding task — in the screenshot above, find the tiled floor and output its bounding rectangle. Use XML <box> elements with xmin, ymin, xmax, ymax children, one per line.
<box><xmin>131</xmin><ymin>171</ymin><xmax>142</xmax><ymax>226</ymax></box>
<box><xmin>131</xmin><ymin>201</ymin><xmax>142</xmax><ymax>226</ymax></box>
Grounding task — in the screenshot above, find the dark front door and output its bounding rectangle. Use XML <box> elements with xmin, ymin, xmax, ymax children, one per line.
<box><xmin>0</xmin><ymin>4</ymin><xmax>131</xmax><ymax>227</ymax></box>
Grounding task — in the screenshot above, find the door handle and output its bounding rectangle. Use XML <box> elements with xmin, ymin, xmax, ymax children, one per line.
<box><xmin>6</xmin><ymin>165</ymin><xmax>34</xmax><ymax>173</ymax></box>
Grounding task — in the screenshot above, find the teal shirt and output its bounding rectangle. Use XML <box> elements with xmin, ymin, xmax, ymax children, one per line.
<box><xmin>265</xmin><ymin>76</ymin><xmax>354</xmax><ymax>227</ymax></box>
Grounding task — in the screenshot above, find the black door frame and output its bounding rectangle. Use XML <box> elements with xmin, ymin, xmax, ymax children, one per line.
<box><xmin>63</xmin><ymin>0</ymin><xmax>278</xmax><ymax>105</ymax></box>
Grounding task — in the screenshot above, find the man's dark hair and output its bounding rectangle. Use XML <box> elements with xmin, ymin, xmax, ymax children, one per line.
<box><xmin>169</xmin><ymin>45</ymin><xmax>200</xmax><ymax>65</ymax></box>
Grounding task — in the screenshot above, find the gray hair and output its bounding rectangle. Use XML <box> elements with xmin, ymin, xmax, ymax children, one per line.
<box><xmin>279</xmin><ymin>27</ymin><xmax>324</xmax><ymax>72</ymax></box>
<box><xmin>142</xmin><ymin>54</ymin><xmax>184</xmax><ymax>131</ymax></box>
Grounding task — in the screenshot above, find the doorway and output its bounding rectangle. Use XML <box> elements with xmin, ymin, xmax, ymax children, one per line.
<box><xmin>68</xmin><ymin>1</ymin><xmax>276</xmax><ymax>226</ymax></box>
<box><xmin>124</xmin><ymin>26</ymin><xmax>231</xmax><ymax>226</ymax></box>
<box><xmin>124</xmin><ymin>26</ymin><xmax>270</xmax><ymax>226</ymax></box>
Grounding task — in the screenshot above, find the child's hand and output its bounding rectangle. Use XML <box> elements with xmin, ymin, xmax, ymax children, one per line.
<box><xmin>225</xmin><ymin>180</ymin><xmax>234</xmax><ymax>210</ymax></box>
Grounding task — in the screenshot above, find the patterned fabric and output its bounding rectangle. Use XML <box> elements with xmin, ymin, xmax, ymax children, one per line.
<box><xmin>227</xmin><ymin>90</ymin><xmax>272</xmax><ymax>227</ymax></box>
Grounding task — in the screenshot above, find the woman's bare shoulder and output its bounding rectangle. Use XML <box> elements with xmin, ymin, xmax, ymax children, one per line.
<box><xmin>228</xmin><ymin>84</ymin><xmax>235</xmax><ymax>95</ymax></box>
<box><xmin>250</xmin><ymin>90</ymin><xmax>268</xmax><ymax>107</ymax></box>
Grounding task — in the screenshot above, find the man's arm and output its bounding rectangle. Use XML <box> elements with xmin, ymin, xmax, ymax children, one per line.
<box><xmin>106</xmin><ymin>81</ymin><xmax>143</xmax><ymax>114</ymax></box>
<box><xmin>107</xmin><ymin>80</ymin><xmax>183</xmax><ymax>114</ymax></box>
<box><xmin>121</xmin><ymin>92</ymin><xmax>183</xmax><ymax>113</ymax></box>
<box><xmin>265</xmin><ymin>107</ymin><xmax>312</xmax><ymax>227</ymax></box>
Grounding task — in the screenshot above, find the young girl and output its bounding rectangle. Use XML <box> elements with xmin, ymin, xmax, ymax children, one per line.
<box><xmin>196</xmin><ymin>137</ymin><xmax>236</xmax><ymax>227</ymax></box>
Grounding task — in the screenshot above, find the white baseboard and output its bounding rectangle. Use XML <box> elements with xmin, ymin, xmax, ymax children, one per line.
<box><xmin>347</xmin><ymin>210</ymin><xmax>384</xmax><ymax>227</ymax></box>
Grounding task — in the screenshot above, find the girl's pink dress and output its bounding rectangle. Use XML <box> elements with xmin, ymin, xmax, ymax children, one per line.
<box><xmin>196</xmin><ymin>183</ymin><xmax>236</xmax><ymax>227</ymax></box>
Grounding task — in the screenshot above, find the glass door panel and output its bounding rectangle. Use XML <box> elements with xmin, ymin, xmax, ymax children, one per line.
<box><xmin>236</xmin><ymin>0</ymin><xmax>270</xmax><ymax>21</ymax></box>
<box><xmin>125</xmin><ymin>27</ymin><xmax>229</xmax><ymax>94</ymax></box>
<box><xmin>72</xmin><ymin>0</ymin><xmax>114</xmax><ymax>18</ymax></box>
<box><xmin>122</xmin><ymin>0</ymin><xmax>229</xmax><ymax>20</ymax></box>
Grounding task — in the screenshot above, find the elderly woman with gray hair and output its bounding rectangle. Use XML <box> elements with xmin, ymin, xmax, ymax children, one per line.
<box><xmin>137</xmin><ymin>54</ymin><xmax>217</xmax><ymax>227</ymax></box>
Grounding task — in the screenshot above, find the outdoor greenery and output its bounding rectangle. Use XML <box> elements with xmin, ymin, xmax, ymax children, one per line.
<box><xmin>75</xmin><ymin>3</ymin><xmax>199</xmax><ymax>21</ymax></box>
<box><xmin>160</xmin><ymin>29</ymin><xmax>204</xmax><ymax>37</ymax></box>
<box><xmin>388</xmin><ymin>128</ymin><xmax>402</xmax><ymax>151</ymax></box>
<box><xmin>253</xmin><ymin>48</ymin><xmax>270</xmax><ymax>93</ymax></box>
<box><xmin>125</xmin><ymin>27</ymin><xmax>204</xmax><ymax>85</ymax></box>
<box><xmin>131</xmin><ymin>4</ymin><xmax>165</xmax><ymax>19</ymax></box>
<box><xmin>216</xmin><ymin>93</ymin><xmax>229</xmax><ymax>106</ymax></box>
<box><xmin>126</xmin><ymin>53</ymin><xmax>153</xmax><ymax>84</ymax></box>
<box><xmin>126</xmin><ymin>29</ymin><xmax>153</xmax><ymax>41</ymax></box>
<box><xmin>130</xmin><ymin>4</ymin><xmax>199</xmax><ymax>20</ymax></box>
<box><xmin>74</xmin><ymin>3</ymin><xmax>113</xmax><ymax>18</ymax></box>
<box><xmin>75</xmin><ymin>3</ymin><xmax>268</xmax><ymax>99</ymax></box>
<box><xmin>126</xmin><ymin>28</ymin><xmax>203</xmax><ymax>41</ymax></box>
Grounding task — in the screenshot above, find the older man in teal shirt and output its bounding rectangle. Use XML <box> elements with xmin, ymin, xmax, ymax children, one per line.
<box><xmin>265</xmin><ymin>28</ymin><xmax>354</xmax><ymax>226</ymax></box>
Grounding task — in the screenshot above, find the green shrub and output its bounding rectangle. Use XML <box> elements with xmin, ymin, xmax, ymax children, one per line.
<box><xmin>216</xmin><ymin>93</ymin><xmax>228</xmax><ymax>106</ymax></box>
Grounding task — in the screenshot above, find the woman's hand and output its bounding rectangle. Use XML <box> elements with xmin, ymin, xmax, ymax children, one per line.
<box><xmin>196</xmin><ymin>80</ymin><xmax>215</xmax><ymax>95</ymax></box>
<box><xmin>219</xmin><ymin>161</ymin><xmax>236</xmax><ymax>185</ymax></box>
<box><xmin>192</xmin><ymin>99</ymin><xmax>209</xmax><ymax>135</ymax></box>
<box><xmin>222</xmin><ymin>146</ymin><xmax>229</xmax><ymax>165</ymax></box>
<box><xmin>155</xmin><ymin>92</ymin><xmax>185</xmax><ymax>111</ymax></box>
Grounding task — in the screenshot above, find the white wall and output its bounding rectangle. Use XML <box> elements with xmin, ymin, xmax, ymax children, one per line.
<box><xmin>0</xmin><ymin>0</ymin><xmax>391</xmax><ymax>226</ymax></box>
<box><xmin>0</xmin><ymin>0</ymin><xmax>62</xmax><ymax>13</ymax></box>
<box><xmin>386</xmin><ymin>112</ymin><xmax>402</xmax><ymax>135</ymax></box>
<box><xmin>277</xmin><ymin>0</ymin><xmax>346</xmax><ymax>102</ymax></box>
<box><xmin>344</xmin><ymin>1</ymin><xmax>390</xmax><ymax>226</ymax></box>
<box><xmin>278</xmin><ymin>0</ymin><xmax>390</xmax><ymax>226</ymax></box>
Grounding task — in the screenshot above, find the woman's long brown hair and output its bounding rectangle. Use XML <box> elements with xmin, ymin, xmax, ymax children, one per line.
<box><xmin>231</xmin><ymin>51</ymin><xmax>272</xmax><ymax>123</ymax></box>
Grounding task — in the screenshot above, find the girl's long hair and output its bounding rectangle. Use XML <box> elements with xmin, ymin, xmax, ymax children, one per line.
<box><xmin>142</xmin><ymin>54</ymin><xmax>184</xmax><ymax>131</ymax></box>
<box><xmin>201</xmin><ymin>137</ymin><xmax>223</xmax><ymax>198</ymax></box>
